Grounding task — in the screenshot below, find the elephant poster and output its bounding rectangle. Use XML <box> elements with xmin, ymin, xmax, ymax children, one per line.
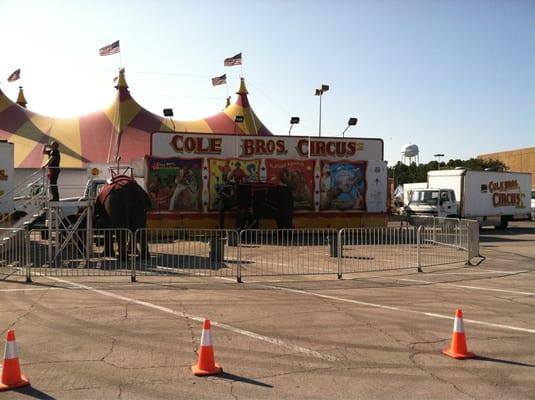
<box><xmin>146</xmin><ymin>157</ymin><xmax>203</xmax><ymax>212</ymax></box>
<box><xmin>208</xmin><ymin>158</ymin><xmax>260</xmax><ymax>210</ymax></box>
<box><xmin>265</xmin><ymin>159</ymin><xmax>314</xmax><ymax>209</ymax></box>
<box><xmin>320</xmin><ymin>161</ymin><xmax>367</xmax><ymax>211</ymax></box>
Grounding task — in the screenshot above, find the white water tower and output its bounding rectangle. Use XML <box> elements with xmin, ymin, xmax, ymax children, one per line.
<box><xmin>401</xmin><ymin>143</ymin><xmax>419</xmax><ymax>165</ymax></box>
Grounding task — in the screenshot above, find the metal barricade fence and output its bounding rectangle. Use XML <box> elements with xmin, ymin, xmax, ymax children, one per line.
<box><xmin>460</xmin><ymin>219</ymin><xmax>480</xmax><ymax>261</ymax></box>
<box><xmin>133</xmin><ymin>229</ymin><xmax>240</xmax><ymax>280</ymax></box>
<box><xmin>418</xmin><ymin>224</ymin><xmax>467</xmax><ymax>267</ymax></box>
<box><xmin>238</xmin><ymin>229</ymin><xmax>339</xmax><ymax>279</ymax></box>
<box><xmin>29</xmin><ymin>228</ymin><xmax>133</xmax><ymax>277</ymax></box>
<box><xmin>0</xmin><ymin>228</ymin><xmax>29</xmax><ymax>279</ymax></box>
<box><xmin>1</xmin><ymin>219</ymin><xmax>481</xmax><ymax>281</ymax></box>
<box><xmin>339</xmin><ymin>226</ymin><xmax>419</xmax><ymax>274</ymax></box>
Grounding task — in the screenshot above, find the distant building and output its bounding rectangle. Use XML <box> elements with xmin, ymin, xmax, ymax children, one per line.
<box><xmin>478</xmin><ymin>147</ymin><xmax>535</xmax><ymax>187</ymax></box>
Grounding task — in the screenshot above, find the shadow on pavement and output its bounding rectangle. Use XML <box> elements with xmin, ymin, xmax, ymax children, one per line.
<box><xmin>475</xmin><ymin>355</ymin><xmax>535</xmax><ymax>368</ymax></box>
<box><xmin>217</xmin><ymin>371</ymin><xmax>274</xmax><ymax>388</ymax></box>
<box><xmin>15</xmin><ymin>385</ymin><xmax>56</xmax><ymax>399</ymax></box>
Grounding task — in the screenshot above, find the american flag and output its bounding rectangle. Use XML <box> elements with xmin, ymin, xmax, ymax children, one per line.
<box><xmin>224</xmin><ymin>53</ymin><xmax>242</xmax><ymax>66</ymax></box>
<box><xmin>211</xmin><ymin>74</ymin><xmax>227</xmax><ymax>86</ymax></box>
<box><xmin>99</xmin><ymin>40</ymin><xmax>120</xmax><ymax>56</ymax></box>
<box><xmin>7</xmin><ymin>68</ymin><xmax>20</xmax><ymax>82</ymax></box>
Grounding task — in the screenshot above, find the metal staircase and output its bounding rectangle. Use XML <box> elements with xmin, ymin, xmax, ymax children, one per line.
<box><xmin>0</xmin><ymin>170</ymin><xmax>48</xmax><ymax>231</ymax></box>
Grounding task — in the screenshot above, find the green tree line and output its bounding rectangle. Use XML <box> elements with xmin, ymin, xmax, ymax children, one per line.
<box><xmin>389</xmin><ymin>158</ymin><xmax>508</xmax><ymax>185</ymax></box>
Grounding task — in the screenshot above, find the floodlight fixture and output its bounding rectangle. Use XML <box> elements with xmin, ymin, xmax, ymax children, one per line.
<box><xmin>433</xmin><ymin>153</ymin><xmax>445</xmax><ymax>170</ymax></box>
<box><xmin>234</xmin><ymin>115</ymin><xmax>244</xmax><ymax>123</ymax></box>
<box><xmin>163</xmin><ymin>108</ymin><xmax>175</xmax><ymax>131</ymax></box>
<box><xmin>341</xmin><ymin>117</ymin><xmax>358</xmax><ymax>137</ymax></box>
<box><xmin>288</xmin><ymin>116</ymin><xmax>300</xmax><ymax>135</ymax></box>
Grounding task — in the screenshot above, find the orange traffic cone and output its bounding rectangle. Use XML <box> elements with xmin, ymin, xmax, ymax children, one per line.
<box><xmin>0</xmin><ymin>330</ymin><xmax>30</xmax><ymax>391</ymax></box>
<box><xmin>442</xmin><ymin>309</ymin><xmax>475</xmax><ymax>359</ymax></box>
<box><xmin>192</xmin><ymin>320</ymin><xmax>222</xmax><ymax>376</ymax></box>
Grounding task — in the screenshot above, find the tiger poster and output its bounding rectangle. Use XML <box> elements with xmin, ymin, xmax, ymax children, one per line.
<box><xmin>265</xmin><ymin>159</ymin><xmax>315</xmax><ymax>209</ymax></box>
<box><xmin>208</xmin><ymin>158</ymin><xmax>260</xmax><ymax>210</ymax></box>
<box><xmin>320</xmin><ymin>161</ymin><xmax>367</xmax><ymax>211</ymax></box>
<box><xmin>146</xmin><ymin>157</ymin><xmax>203</xmax><ymax>212</ymax></box>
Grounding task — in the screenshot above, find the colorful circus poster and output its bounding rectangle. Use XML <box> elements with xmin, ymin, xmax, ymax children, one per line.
<box><xmin>146</xmin><ymin>157</ymin><xmax>202</xmax><ymax>212</ymax></box>
<box><xmin>265</xmin><ymin>159</ymin><xmax>314</xmax><ymax>209</ymax></box>
<box><xmin>208</xmin><ymin>158</ymin><xmax>260</xmax><ymax>210</ymax></box>
<box><xmin>320</xmin><ymin>161</ymin><xmax>367</xmax><ymax>211</ymax></box>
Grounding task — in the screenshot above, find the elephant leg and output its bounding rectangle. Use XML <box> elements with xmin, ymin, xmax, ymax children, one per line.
<box><xmin>104</xmin><ymin>231</ymin><xmax>114</xmax><ymax>257</ymax></box>
<box><xmin>218</xmin><ymin>205</ymin><xmax>225</xmax><ymax>229</ymax></box>
<box><xmin>235</xmin><ymin>210</ymin><xmax>249</xmax><ymax>231</ymax></box>
<box><xmin>117</xmin><ymin>233</ymin><xmax>128</xmax><ymax>261</ymax></box>
<box><xmin>138</xmin><ymin>230</ymin><xmax>150</xmax><ymax>260</ymax></box>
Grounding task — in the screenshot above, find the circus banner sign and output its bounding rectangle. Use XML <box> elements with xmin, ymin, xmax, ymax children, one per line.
<box><xmin>146</xmin><ymin>157</ymin><xmax>203</xmax><ymax>212</ymax></box>
<box><xmin>151</xmin><ymin>132</ymin><xmax>383</xmax><ymax>161</ymax></box>
<box><xmin>265</xmin><ymin>159</ymin><xmax>315</xmax><ymax>209</ymax></box>
<box><xmin>208</xmin><ymin>159</ymin><xmax>260</xmax><ymax>210</ymax></box>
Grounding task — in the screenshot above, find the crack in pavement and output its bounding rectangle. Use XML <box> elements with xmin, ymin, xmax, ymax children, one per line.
<box><xmin>101</xmin><ymin>337</ymin><xmax>117</xmax><ymax>363</ymax></box>
<box><xmin>2</xmin><ymin>289</ymin><xmax>50</xmax><ymax>335</ymax></box>
<box><xmin>408</xmin><ymin>348</ymin><xmax>477</xmax><ymax>400</ymax></box>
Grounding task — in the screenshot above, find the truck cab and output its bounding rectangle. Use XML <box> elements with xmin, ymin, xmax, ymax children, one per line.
<box><xmin>405</xmin><ymin>188</ymin><xmax>458</xmax><ymax>218</ymax></box>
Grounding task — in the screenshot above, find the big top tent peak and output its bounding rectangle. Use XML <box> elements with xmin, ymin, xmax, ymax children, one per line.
<box><xmin>0</xmin><ymin>68</ymin><xmax>274</xmax><ymax>169</ymax></box>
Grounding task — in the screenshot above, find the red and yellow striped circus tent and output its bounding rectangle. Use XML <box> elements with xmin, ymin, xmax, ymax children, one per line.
<box><xmin>0</xmin><ymin>69</ymin><xmax>273</xmax><ymax>168</ymax></box>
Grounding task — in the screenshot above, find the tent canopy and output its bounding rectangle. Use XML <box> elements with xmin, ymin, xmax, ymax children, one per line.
<box><xmin>0</xmin><ymin>69</ymin><xmax>273</xmax><ymax>168</ymax></box>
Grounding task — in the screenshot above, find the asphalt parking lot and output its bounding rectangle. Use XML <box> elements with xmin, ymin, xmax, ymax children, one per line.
<box><xmin>1</xmin><ymin>221</ymin><xmax>534</xmax><ymax>399</ymax></box>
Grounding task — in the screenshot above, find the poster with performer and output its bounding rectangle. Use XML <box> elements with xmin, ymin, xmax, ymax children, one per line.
<box><xmin>320</xmin><ymin>161</ymin><xmax>367</xmax><ymax>211</ymax></box>
<box><xmin>265</xmin><ymin>159</ymin><xmax>315</xmax><ymax>209</ymax></box>
<box><xmin>146</xmin><ymin>157</ymin><xmax>203</xmax><ymax>211</ymax></box>
<box><xmin>208</xmin><ymin>158</ymin><xmax>260</xmax><ymax>210</ymax></box>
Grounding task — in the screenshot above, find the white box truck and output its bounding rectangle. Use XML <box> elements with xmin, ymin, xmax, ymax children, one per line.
<box><xmin>404</xmin><ymin>169</ymin><xmax>532</xmax><ymax>228</ymax></box>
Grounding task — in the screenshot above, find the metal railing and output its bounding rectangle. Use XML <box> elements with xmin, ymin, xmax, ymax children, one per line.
<box><xmin>339</xmin><ymin>226</ymin><xmax>419</xmax><ymax>274</ymax></box>
<box><xmin>239</xmin><ymin>229</ymin><xmax>339</xmax><ymax>280</ymax></box>
<box><xmin>133</xmin><ymin>229</ymin><xmax>240</xmax><ymax>281</ymax></box>
<box><xmin>0</xmin><ymin>217</ymin><xmax>480</xmax><ymax>282</ymax></box>
<box><xmin>0</xmin><ymin>228</ymin><xmax>30</xmax><ymax>280</ymax></box>
<box><xmin>28</xmin><ymin>228</ymin><xmax>133</xmax><ymax>277</ymax></box>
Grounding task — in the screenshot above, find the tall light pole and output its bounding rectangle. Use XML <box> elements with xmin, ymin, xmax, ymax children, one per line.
<box><xmin>315</xmin><ymin>84</ymin><xmax>329</xmax><ymax>136</ymax></box>
<box><xmin>433</xmin><ymin>153</ymin><xmax>444</xmax><ymax>170</ymax></box>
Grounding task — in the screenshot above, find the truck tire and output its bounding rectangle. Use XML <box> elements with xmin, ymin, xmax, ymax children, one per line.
<box><xmin>495</xmin><ymin>216</ymin><xmax>508</xmax><ymax>230</ymax></box>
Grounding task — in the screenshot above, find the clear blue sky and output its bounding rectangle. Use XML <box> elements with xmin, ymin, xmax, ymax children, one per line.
<box><xmin>1</xmin><ymin>0</ymin><xmax>533</xmax><ymax>164</ymax></box>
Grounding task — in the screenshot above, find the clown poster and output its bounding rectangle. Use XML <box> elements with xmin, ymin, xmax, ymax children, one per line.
<box><xmin>320</xmin><ymin>161</ymin><xmax>367</xmax><ymax>211</ymax></box>
<box><xmin>146</xmin><ymin>157</ymin><xmax>202</xmax><ymax>211</ymax></box>
<box><xmin>265</xmin><ymin>159</ymin><xmax>314</xmax><ymax>209</ymax></box>
<box><xmin>208</xmin><ymin>159</ymin><xmax>260</xmax><ymax>210</ymax></box>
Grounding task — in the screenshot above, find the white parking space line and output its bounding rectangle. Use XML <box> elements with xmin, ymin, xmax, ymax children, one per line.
<box><xmin>256</xmin><ymin>284</ymin><xmax>535</xmax><ymax>334</ymax></box>
<box><xmin>0</xmin><ymin>287</ymin><xmax>64</xmax><ymax>292</ymax></box>
<box><xmin>476</xmin><ymin>269</ymin><xmax>531</xmax><ymax>274</ymax></box>
<box><xmin>396</xmin><ymin>278</ymin><xmax>535</xmax><ymax>296</ymax></box>
<box><xmin>426</xmin><ymin>271</ymin><xmax>527</xmax><ymax>276</ymax></box>
<box><xmin>42</xmin><ymin>275</ymin><xmax>338</xmax><ymax>362</ymax></box>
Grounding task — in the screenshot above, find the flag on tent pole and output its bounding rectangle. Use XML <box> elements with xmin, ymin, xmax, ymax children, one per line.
<box><xmin>7</xmin><ymin>68</ymin><xmax>20</xmax><ymax>82</ymax></box>
<box><xmin>211</xmin><ymin>74</ymin><xmax>227</xmax><ymax>86</ymax></box>
<box><xmin>224</xmin><ymin>53</ymin><xmax>242</xmax><ymax>66</ymax></box>
<box><xmin>99</xmin><ymin>40</ymin><xmax>120</xmax><ymax>56</ymax></box>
